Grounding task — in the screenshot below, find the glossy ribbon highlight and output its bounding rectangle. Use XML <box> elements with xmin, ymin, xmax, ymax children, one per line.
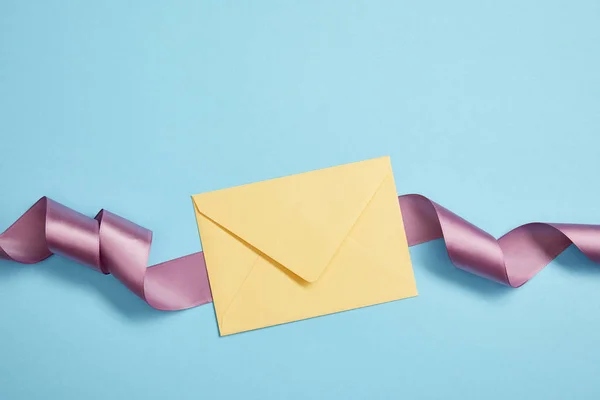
<box><xmin>0</xmin><ymin>197</ymin><xmax>212</xmax><ymax>310</ymax></box>
<box><xmin>399</xmin><ymin>195</ymin><xmax>600</xmax><ymax>287</ymax></box>
<box><xmin>1</xmin><ymin>195</ymin><xmax>600</xmax><ymax>310</ymax></box>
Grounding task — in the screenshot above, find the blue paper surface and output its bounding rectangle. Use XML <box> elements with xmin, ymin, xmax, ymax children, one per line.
<box><xmin>1</xmin><ymin>1</ymin><xmax>599</xmax><ymax>399</ymax></box>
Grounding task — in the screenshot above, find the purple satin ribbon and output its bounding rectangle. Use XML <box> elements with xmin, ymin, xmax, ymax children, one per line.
<box><xmin>0</xmin><ymin>197</ymin><xmax>212</xmax><ymax>310</ymax></box>
<box><xmin>1</xmin><ymin>195</ymin><xmax>600</xmax><ymax>310</ymax></box>
<box><xmin>398</xmin><ymin>195</ymin><xmax>600</xmax><ymax>287</ymax></box>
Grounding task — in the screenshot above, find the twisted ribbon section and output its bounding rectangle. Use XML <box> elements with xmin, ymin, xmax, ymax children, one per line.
<box><xmin>399</xmin><ymin>195</ymin><xmax>600</xmax><ymax>287</ymax></box>
<box><xmin>0</xmin><ymin>197</ymin><xmax>212</xmax><ymax>310</ymax></box>
<box><xmin>1</xmin><ymin>195</ymin><xmax>600</xmax><ymax>310</ymax></box>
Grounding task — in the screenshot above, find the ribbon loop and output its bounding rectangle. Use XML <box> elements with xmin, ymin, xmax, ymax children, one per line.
<box><xmin>2</xmin><ymin>195</ymin><xmax>600</xmax><ymax>309</ymax></box>
<box><xmin>0</xmin><ymin>198</ymin><xmax>213</xmax><ymax>310</ymax></box>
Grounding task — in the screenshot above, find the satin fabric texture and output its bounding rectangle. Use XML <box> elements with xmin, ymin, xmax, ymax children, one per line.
<box><xmin>1</xmin><ymin>195</ymin><xmax>600</xmax><ymax>310</ymax></box>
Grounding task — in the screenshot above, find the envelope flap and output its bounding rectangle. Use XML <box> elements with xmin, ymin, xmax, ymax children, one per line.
<box><xmin>192</xmin><ymin>157</ymin><xmax>392</xmax><ymax>282</ymax></box>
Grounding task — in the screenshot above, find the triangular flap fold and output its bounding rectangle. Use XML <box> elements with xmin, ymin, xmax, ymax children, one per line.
<box><xmin>192</xmin><ymin>157</ymin><xmax>392</xmax><ymax>282</ymax></box>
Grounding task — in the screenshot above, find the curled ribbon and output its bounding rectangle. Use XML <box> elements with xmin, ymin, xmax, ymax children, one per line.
<box><xmin>0</xmin><ymin>197</ymin><xmax>212</xmax><ymax>310</ymax></box>
<box><xmin>1</xmin><ymin>195</ymin><xmax>600</xmax><ymax>310</ymax></box>
<box><xmin>399</xmin><ymin>195</ymin><xmax>600</xmax><ymax>287</ymax></box>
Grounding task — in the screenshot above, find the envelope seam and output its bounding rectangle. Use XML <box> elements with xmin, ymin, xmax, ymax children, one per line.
<box><xmin>314</xmin><ymin>172</ymin><xmax>393</xmax><ymax>281</ymax></box>
<box><xmin>193</xmin><ymin>201</ymin><xmax>265</xmax><ymax>329</ymax></box>
<box><xmin>221</xmin><ymin>253</ymin><xmax>262</xmax><ymax>327</ymax></box>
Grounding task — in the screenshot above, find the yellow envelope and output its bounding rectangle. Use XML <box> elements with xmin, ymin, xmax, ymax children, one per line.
<box><xmin>192</xmin><ymin>156</ymin><xmax>417</xmax><ymax>335</ymax></box>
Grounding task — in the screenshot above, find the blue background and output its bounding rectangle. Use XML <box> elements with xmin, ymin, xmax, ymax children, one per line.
<box><xmin>1</xmin><ymin>1</ymin><xmax>599</xmax><ymax>399</ymax></box>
